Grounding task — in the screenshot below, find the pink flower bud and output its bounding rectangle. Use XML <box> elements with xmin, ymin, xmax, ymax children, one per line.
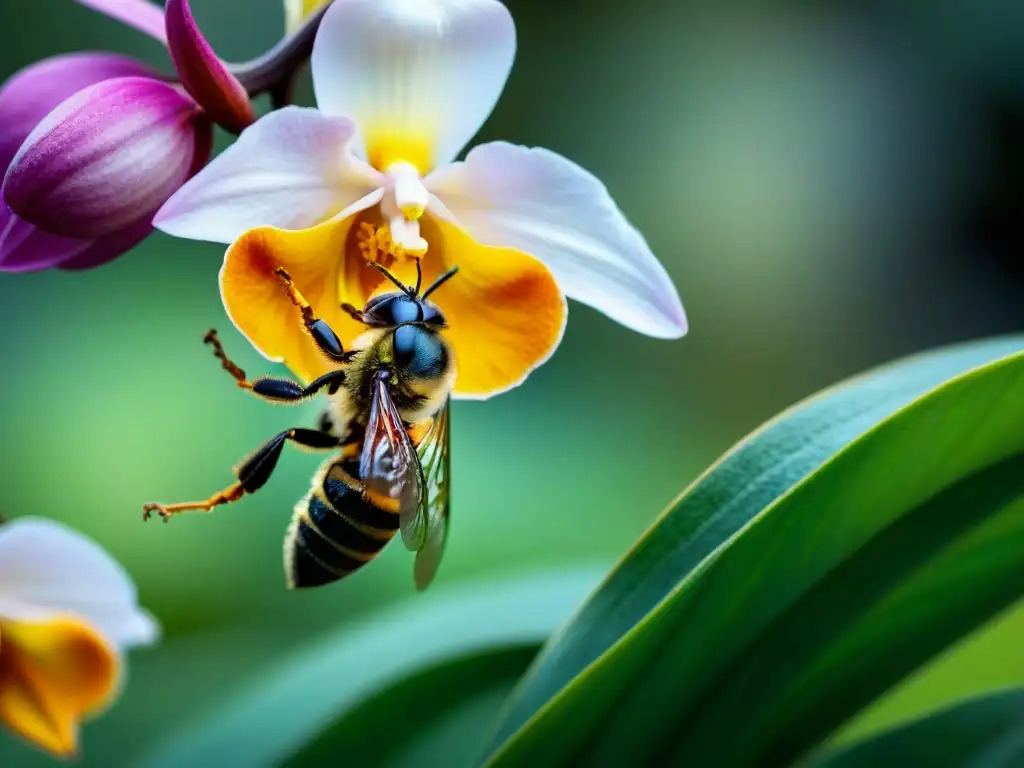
<box><xmin>165</xmin><ymin>0</ymin><xmax>255</xmax><ymax>134</ymax></box>
<box><xmin>3</xmin><ymin>77</ymin><xmax>212</xmax><ymax>240</ymax></box>
<box><xmin>0</xmin><ymin>53</ymin><xmax>156</xmax><ymax>170</ymax></box>
<box><xmin>0</xmin><ymin>53</ymin><xmax>166</xmax><ymax>273</ymax></box>
<box><xmin>0</xmin><ymin>206</ymin><xmax>91</xmax><ymax>272</ymax></box>
<box><xmin>0</xmin><ymin>205</ymin><xmax>152</xmax><ymax>273</ymax></box>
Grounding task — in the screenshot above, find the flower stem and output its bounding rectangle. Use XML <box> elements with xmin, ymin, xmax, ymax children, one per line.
<box><xmin>227</xmin><ymin>5</ymin><xmax>329</xmax><ymax>99</ymax></box>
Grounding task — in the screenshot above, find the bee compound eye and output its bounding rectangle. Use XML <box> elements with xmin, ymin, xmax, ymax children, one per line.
<box><xmin>361</xmin><ymin>295</ymin><xmax>399</xmax><ymax>327</ymax></box>
<box><xmin>361</xmin><ymin>294</ymin><xmax>389</xmax><ymax>314</ymax></box>
<box><xmin>361</xmin><ymin>294</ymin><xmax>424</xmax><ymax>327</ymax></box>
<box><xmin>422</xmin><ymin>304</ymin><xmax>445</xmax><ymax>326</ymax></box>
<box><xmin>390</xmin><ymin>296</ymin><xmax>422</xmax><ymax>325</ymax></box>
<box><xmin>393</xmin><ymin>325</ymin><xmax>445</xmax><ymax>378</ymax></box>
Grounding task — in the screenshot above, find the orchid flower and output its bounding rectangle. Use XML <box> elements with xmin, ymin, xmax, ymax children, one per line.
<box><xmin>155</xmin><ymin>0</ymin><xmax>687</xmax><ymax>398</ymax></box>
<box><xmin>0</xmin><ymin>0</ymin><xmax>324</xmax><ymax>273</ymax></box>
<box><xmin>0</xmin><ymin>517</ymin><xmax>158</xmax><ymax>758</ymax></box>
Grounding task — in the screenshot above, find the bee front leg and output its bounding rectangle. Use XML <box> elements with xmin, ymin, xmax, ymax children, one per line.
<box><xmin>275</xmin><ymin>267</ymin><xmax>357</xmax><ymax>364</ymax></box>
<box><xmin>203</xmin><ymin>329</ymin><xmax>250</xmax><ymax>386</ymax></box>
<box><xmin>142</xmin><ymin>428</ymin><xmax>339</xmax><ymax>522</ymax></box>
<box><xmin>340</xmin><ymin>302</ymin><xmax>367</xmax><ymax>324</ymax></box>
<box><xmin>204</xmin><ymin>329</ymin><xmax>346</xmax><ymax>403</ymax></box>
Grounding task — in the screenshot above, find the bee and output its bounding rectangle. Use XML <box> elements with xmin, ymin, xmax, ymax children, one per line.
<box><xmin>142</xmin><ymin>261</ymin><xmax>457</xmax><ymax>591</ymax></box>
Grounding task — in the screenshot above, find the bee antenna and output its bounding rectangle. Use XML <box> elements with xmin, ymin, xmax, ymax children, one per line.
<box><xmin>368</xmin><ymin>261</ymin><xmax>414</xmax><ymax>297</ymax></box>
<box><xmin>421</xmin><ymin>265</ymin><xmax>459</xmax><ymax>300</ymax></box>
<box><xmin>413</xmin><ymin>257</ymin><xmax>423</xmax><ymax>296</ymax></box>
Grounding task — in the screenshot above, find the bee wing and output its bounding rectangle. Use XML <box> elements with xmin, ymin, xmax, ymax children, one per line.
<box><xmin>410</xmin><ymin>397</ymin><xmax>451</xmax><ymax>591</ymax></box>
<box><xmin>359</xmin><ymin>373</ymin><xmax>422</xmax><ymax>518</ymax></box>
<box><xmin>399</xmin><ymin>476</ymin><xmax>429</xmax><ymax>553</ymax></box>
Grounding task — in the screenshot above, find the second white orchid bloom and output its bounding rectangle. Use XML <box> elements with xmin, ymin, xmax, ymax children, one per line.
<box><xmin>155</xmin><ymin>0</ymin><xmax>686</xmax><ymax>398</ymax></box>
<box><xmin>0</xmin><ymin>518</ymin><xmax>158</xmax><ymax>757</ymax></box>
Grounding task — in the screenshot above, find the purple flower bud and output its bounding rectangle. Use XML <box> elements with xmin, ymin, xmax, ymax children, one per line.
<box><xmin>0</xmin><ymin>206</ymin><xmax>90</xmax><ymax>272</ymax></box>
<box><xmin>166</xmin><ymin>0</ymin><xmax>254</xmax><ymax>134</ymax></box>
<box><xmin>0</xmin><ymin>204</ymin><xmax>155</xmax><ymax>273</ymax></box>
<box><xmin>0</xmin><ymin>52</ymin><xmax>156</xmax><ymax>170</ymax></box>
<box><xmin>58</xmin><ymin>214</ymin><xmax>156</xmax><ymax>271</ymax></box>
<box><xmin>3</xmin><ymin>76</ymin><xmax>213</xmax><ymax>240</ymax></box>
<box><xmin>0</xmin><ymin>53</ymin><xmax>166</xmax><ymax>273</ymax></box>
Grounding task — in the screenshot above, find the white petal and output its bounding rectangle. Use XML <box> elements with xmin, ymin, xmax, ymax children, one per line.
<box><xmin>0</xmin><ymin>518</ymin><xmax>159</xmax><ymax>649</ymax></box>
<box><xmin>426</xmin><ymin>142</ymin><xmax>688</xmax><ymax>338</ymax></box>
<box><xmin>311</xmin><ymin>0</ymin><xmax>515</xmax><ymax>171</ymax></box>
<box><xmin>155</xmin><ymin>106</ymin><xmax>383</xmax><ymax>244</ymax></box>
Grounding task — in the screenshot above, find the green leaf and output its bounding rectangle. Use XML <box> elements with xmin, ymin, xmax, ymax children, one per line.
<box><xmin>283</xmin><ymin>647</ymin><xmax>537</xmax><ymax>768</ymax></box>
<box><xmin>813</xmin><ymin>689</ymin><xmax>1024</xmax><ymax>767</ymax></box>
<box><xmin>482</xmin><ymin>336</ymin><xmax>1024</xmax><ymax>767</ymax></box>
<box><xmin>135</xmin><ymin>568</ymin><xmax>603</xmax><ymax>768</ymax></box>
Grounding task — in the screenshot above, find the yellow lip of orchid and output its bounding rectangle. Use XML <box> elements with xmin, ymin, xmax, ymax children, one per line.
<box><xmin>0</xmin><ymin>518</ymin><xmax>158</xmax><ymax>758</ymax></box>
<box><xmin>0</xmin><ymin>615</ymin><xmax>118</xmax><ymax>758</ymax></box>
<box><xmin>155</xmin><ymin>0</ymin><xmax>687</xmax><ymax>398</ymax></box>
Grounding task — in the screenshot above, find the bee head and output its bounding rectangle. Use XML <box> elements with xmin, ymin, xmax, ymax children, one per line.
<box><xmin>359</xmin><ymin>262</ymin><xmax>458</xmax><ymax>329</ymax></box>
<box><xmin>361</xmin><ymin>293</ymin><xmax>445</xmax><ymax>328</ymax></box>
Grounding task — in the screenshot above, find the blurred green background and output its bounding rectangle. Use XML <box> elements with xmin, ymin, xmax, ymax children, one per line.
<box><xmin>1</xmin><ymin>0</ymin><xmax>1023</xmax><ymax>764</ymax></box>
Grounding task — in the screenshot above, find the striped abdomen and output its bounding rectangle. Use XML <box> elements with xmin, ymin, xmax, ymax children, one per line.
<box><xmin>284</xmin><ymin>457</ymin><xmax>401</xmax><ymax>589</ymax></box>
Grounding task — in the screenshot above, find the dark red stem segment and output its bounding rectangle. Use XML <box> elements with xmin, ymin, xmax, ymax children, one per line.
<box><xmin>166</xmin><ymin>0</ymin><xmax>255</xmax><ymax>134</ymax></box>
<box><xmin>228</xmin><ymin>5</ymin><xmax>330</xmax><ymax>100</ymax></box>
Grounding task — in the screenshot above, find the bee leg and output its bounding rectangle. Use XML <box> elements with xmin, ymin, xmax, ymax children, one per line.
<box><xmin>142</xmin><ymin>428</ymin><xmax>339</xmax><ymax>522</ymax></box>
<box><xmin>340</xmin><ymin>302</ymin><xmax>367</xmax><ymax>324</ymax></box>
<box><xmin>248</xmin><ymin>370</ymin><xmax>347</xmax><ymax>403</ymax></box>
<box><xmin>203</xmin><ymin>329</ymin><xmax>250</xmax><ymax>385</ymax></box>
<box><xmin>142</xmin><ymin>483</ymin><xmax>245</xmax><ymax>522</ymax></box>
<box><xmin>275</xmin><ymin>267</ymin><xmax>357</xmax><ymax>364</ymax></box>
<box><xmin>204</xmin><ymin>328</ymin><xmax>347</xmax><ymax>403</ymax></box>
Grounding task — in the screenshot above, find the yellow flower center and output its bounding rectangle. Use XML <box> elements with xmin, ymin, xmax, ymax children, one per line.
<box><xmin>220</xmin><ymin>201</ymin><xmax>569</xmax><ymax>396</ymax></box>
<box><xmin>366</xmin><ymin>132</ymin><xmax>434</xmax><ymax>178</ymax></box>
<box><xmin>356</xmin><ymin>221</ymin><xmax>420</xmax><ymax>263</ymax></box>
<box><xmin>343</xmin><ymin>213</ymin><xmax>442</xmax><ymax>305</ymax></box>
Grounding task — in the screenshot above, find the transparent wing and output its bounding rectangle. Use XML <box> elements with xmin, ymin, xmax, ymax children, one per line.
<box><xmin>411</xmin><ymin>398</ymin><xmax>451</xmax><ymax>591</ymax></box>
<box><xmin>399</xmin><ymin>471</ymin><xmax>429</xmax><ymax>553</ymax></box>
<box><xmin>398</xmin><ymin>402</ymin><xmax>445</xmax><ymax>553</ymax></box>
<box><xmin>360</xmin><ymin>372</ymin><xmax>422</xmax><ymax>518</ymax></box>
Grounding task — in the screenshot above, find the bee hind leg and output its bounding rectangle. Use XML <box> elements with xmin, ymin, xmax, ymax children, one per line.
<box><xmin>142</xmin><ymin>427</ymin><xmax>339</xmax><ymax>523</ymax></box>
<box><xmin>142</xmin><ymin>483</ymin><xmax>245</xmax><ymax>522</ymax></box>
